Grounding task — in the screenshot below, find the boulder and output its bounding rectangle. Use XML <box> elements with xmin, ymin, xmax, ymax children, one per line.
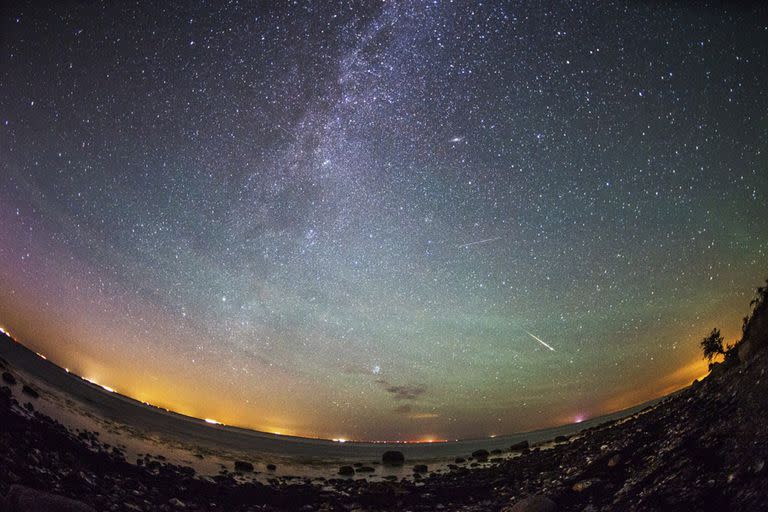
<box><xmin>4</xmin><ymin>485</ymin><xmax>96</xmax><ymax>512</ymax></box>
<box><xmin>168</xmin><ymin>497</ymin><xmax>186</xmax><ymax>509</ymax></box>
<box><xmin>572</xmin><ymin>478</ymin><xmax>600</xmax><ymax>493</ymax></box>
<box><xmin>233</xmin><ymin>460</ymin><xmax>254</xmax><ymax>472</ymax></box>
<box><xmin>413</xmin><ymin>464</ymin><xmax>428</xmax><ymax>473</ymax></box>
<box><xmin>356</xmin><ymin>466</ymin><xmax>375</xmax><ymax>473</ymax></box>
<box><xmin>382</xmin><ymin>451</ymin><xmax>405</xmax><ymax>465</ymax></box>
<box><xmin>554</xmin><ymin>435</ymin><xmax>569</xmax><ymax>443</ymax></box>
<box><xmin>338</xmin><ymin>466</ymin><xmax>355</xmax><ymax>476</ymax></box>
<box><xmin>2</xmin><ymin>371</ymin><xmax>16</xmax><ymax>385</ymax></box>
<box><xmin>454</xmin><ymin>457</ymin><xmax>466</xmax><ymax>463</ymax></box>
<box><xmin>266</xmin><ymin>463</ymin><xmax>276</xmax><ymax>471</ymax></box>
<box><xmin>503</xmin><ymin>495</ymin><xmax>557</xmax><ymax>512</ymax></box>
<box><xmin>510</xmin><ymin>440</ymin><xmax>529</xmax><ymax>451</ymax></box>
<box><xmin>471</xmin><ymin>449</ymin><xmax>489</xmax><ymax>461</ymax></box>
<box><xmin>22</xmin><ymin>385</ymin><xmax>40</xmax><ymax>399</ymax></box>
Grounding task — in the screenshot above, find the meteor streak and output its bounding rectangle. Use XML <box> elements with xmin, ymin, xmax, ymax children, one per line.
<box><xmin>524</xmin><ymin>330</ymin><xmax>556</xmax><ymax>351</ymax></box>
<box><xmin>458</xmin><ymin>236</ymin><xmax>502</xmax><ymax>249</ymax></box>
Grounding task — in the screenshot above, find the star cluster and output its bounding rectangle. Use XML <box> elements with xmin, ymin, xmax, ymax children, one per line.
<box><xmin>1</xmin><ymin>1</ymin><xmax>767</xmax><ymax>440</ymax></box>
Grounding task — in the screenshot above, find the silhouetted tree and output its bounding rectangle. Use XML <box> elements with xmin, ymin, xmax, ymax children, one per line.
<box><xmin>702</xmin><ymin>277</ymin><xmax>767</xmax><ymax>368</ymax></box>
<box><xmin>700</xmin><ymin>328</ymin><xmax>725</xmax><ymax>362</ymax></box>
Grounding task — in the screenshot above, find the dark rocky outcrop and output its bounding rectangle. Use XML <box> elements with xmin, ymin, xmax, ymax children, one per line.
<box><xmin>471</xmin><ymin>449</ymin><xmax>489</xmax><ymax>461</ymax></box>
<box><xmin>21</xmin><ymin>385</ymin><xmax>39</xmax><ymax>399</ymax></box>
<box><xmin>1</xmin><ymin>371</ymin><xmax>16</xmax><ymax>385</ymax></box>
<box><xmin>381</xmin><ymin>451</ymin><xmax>405</xmax><ymax>465</ymax></box>
<box><xmin>338</xmin><ymin>466</ymin><xmax>355</xmax><ymax>476</ymax></box>
<box><xmin>233</xmin><ymin>460</ymin><xmax>254</xmax><ymax>472</ymax></box>
<box><xmin>503</xmin><ymin>495</ymin><xmax>557</xmax><ymax>512</ymax></box>
<box><xmin>3</xmin><ymin>485</ymin><xmax>96</xmax><ymax>512</ymax></box>
<box><xmin>510</xmin><ymin>440</ymin><xmax>530</xmax><ymax>451</ymax></box>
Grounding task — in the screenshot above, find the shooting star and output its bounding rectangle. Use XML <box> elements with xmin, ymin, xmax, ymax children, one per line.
<box><xmin>458</xmin><ymin>236</ymin><xmax>502</xmax><ymax>249</ymax></box>
<box><xmin>524</xmin><ymin>330</ymin><xmax>556</xmax><ymax>352</ymax></box>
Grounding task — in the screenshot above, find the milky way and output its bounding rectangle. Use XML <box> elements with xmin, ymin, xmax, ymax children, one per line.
<box><xmin>1</xmin><ymin>2</ymin><xmax>767</xmax><ymax>440</ymax></box>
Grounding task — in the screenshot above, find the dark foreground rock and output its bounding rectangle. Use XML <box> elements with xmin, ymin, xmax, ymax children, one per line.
<box><xmin>21</xmin><ymin>384</ymin><xmax>39</xmax><ymax>398</ymax></box>
<box><xmin>503</xmin><ymin>495</ymin><xmax>557</xmax><ymax>512</ymax></box>
<box><xmin>382</xmin><ymin>450</ymin><xmax>405</xmax><ymax>465</ymax></box>
<box><xmin>510</xmin><ymin>440</ymin><xmax>529</xmax><ymax>451</ymax></box>
<box><xmin>233</xmin><ymin>460</ymin><xmax>254</xmax><ymax>472</ymax></box>
<box><xmin>3</xmin><ymin>484</ymin><xmax>96</xmax><ymax>512</ymax></box>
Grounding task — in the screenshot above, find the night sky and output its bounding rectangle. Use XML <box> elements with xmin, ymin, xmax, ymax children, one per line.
<box><xmin>1</xmin><ymin>2</ymin><xmax>767</xmax><ymax>441</ymax></box>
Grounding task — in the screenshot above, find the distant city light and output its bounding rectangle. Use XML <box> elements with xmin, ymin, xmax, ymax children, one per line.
<box><xmin>82</xmin><ymin>376</ymin><xmax>115</xmax><ymax>393</ymax></box>
<box><xmin>204</xmin><ymin>418</ymin><xmax>221</xmax><ymax>425</ymax></box>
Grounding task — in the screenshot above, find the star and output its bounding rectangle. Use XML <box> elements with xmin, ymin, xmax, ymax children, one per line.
<box><xmin>0</xmin><ymin>0</ymin><xmax>765</xmax><ymax>441</ymax></box>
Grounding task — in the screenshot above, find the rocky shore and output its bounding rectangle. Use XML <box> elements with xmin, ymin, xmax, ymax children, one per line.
<box><xmin>2</xmin><ymin>287</ymin><xmax>768</xmax><ymax>511</ymax></box>
<box><xmin>1</xmin><ymin>347</ymin><xmax>765</xmax><ymax>512</ymax></box>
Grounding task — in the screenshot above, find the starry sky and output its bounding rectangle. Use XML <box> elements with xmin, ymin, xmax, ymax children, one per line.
<box><xmin>1</xmin><ymin>1</ymin><xmax>767</xmax><ymax>441</ymax></box>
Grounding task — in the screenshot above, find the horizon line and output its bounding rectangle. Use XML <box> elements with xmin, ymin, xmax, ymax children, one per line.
<box><xmin>0</xmin><ymin>324</ymin><xmax>696</xmax><ymax>445</ymax></box>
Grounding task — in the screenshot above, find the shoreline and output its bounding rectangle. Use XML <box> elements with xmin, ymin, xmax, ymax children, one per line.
<box><xmin>2</xmin><ymin>327</ymin><xmax>768</xmax><ymax>510</ymax></box>
<box><xmin>0</xmin><ymin>332</ymin><xmax>663</xmax><ymax>461</ymax></box>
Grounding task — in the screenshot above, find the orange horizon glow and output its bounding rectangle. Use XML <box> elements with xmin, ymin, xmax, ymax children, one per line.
<box><xmin>0</xmin><ymin>324</ymin><xmax>716</xmax><ymax>443</ymax></box>
<box><xmin>2</xmin><ymin>4</ymin><xmax>766</xmax><ymax>453</ymax></box>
